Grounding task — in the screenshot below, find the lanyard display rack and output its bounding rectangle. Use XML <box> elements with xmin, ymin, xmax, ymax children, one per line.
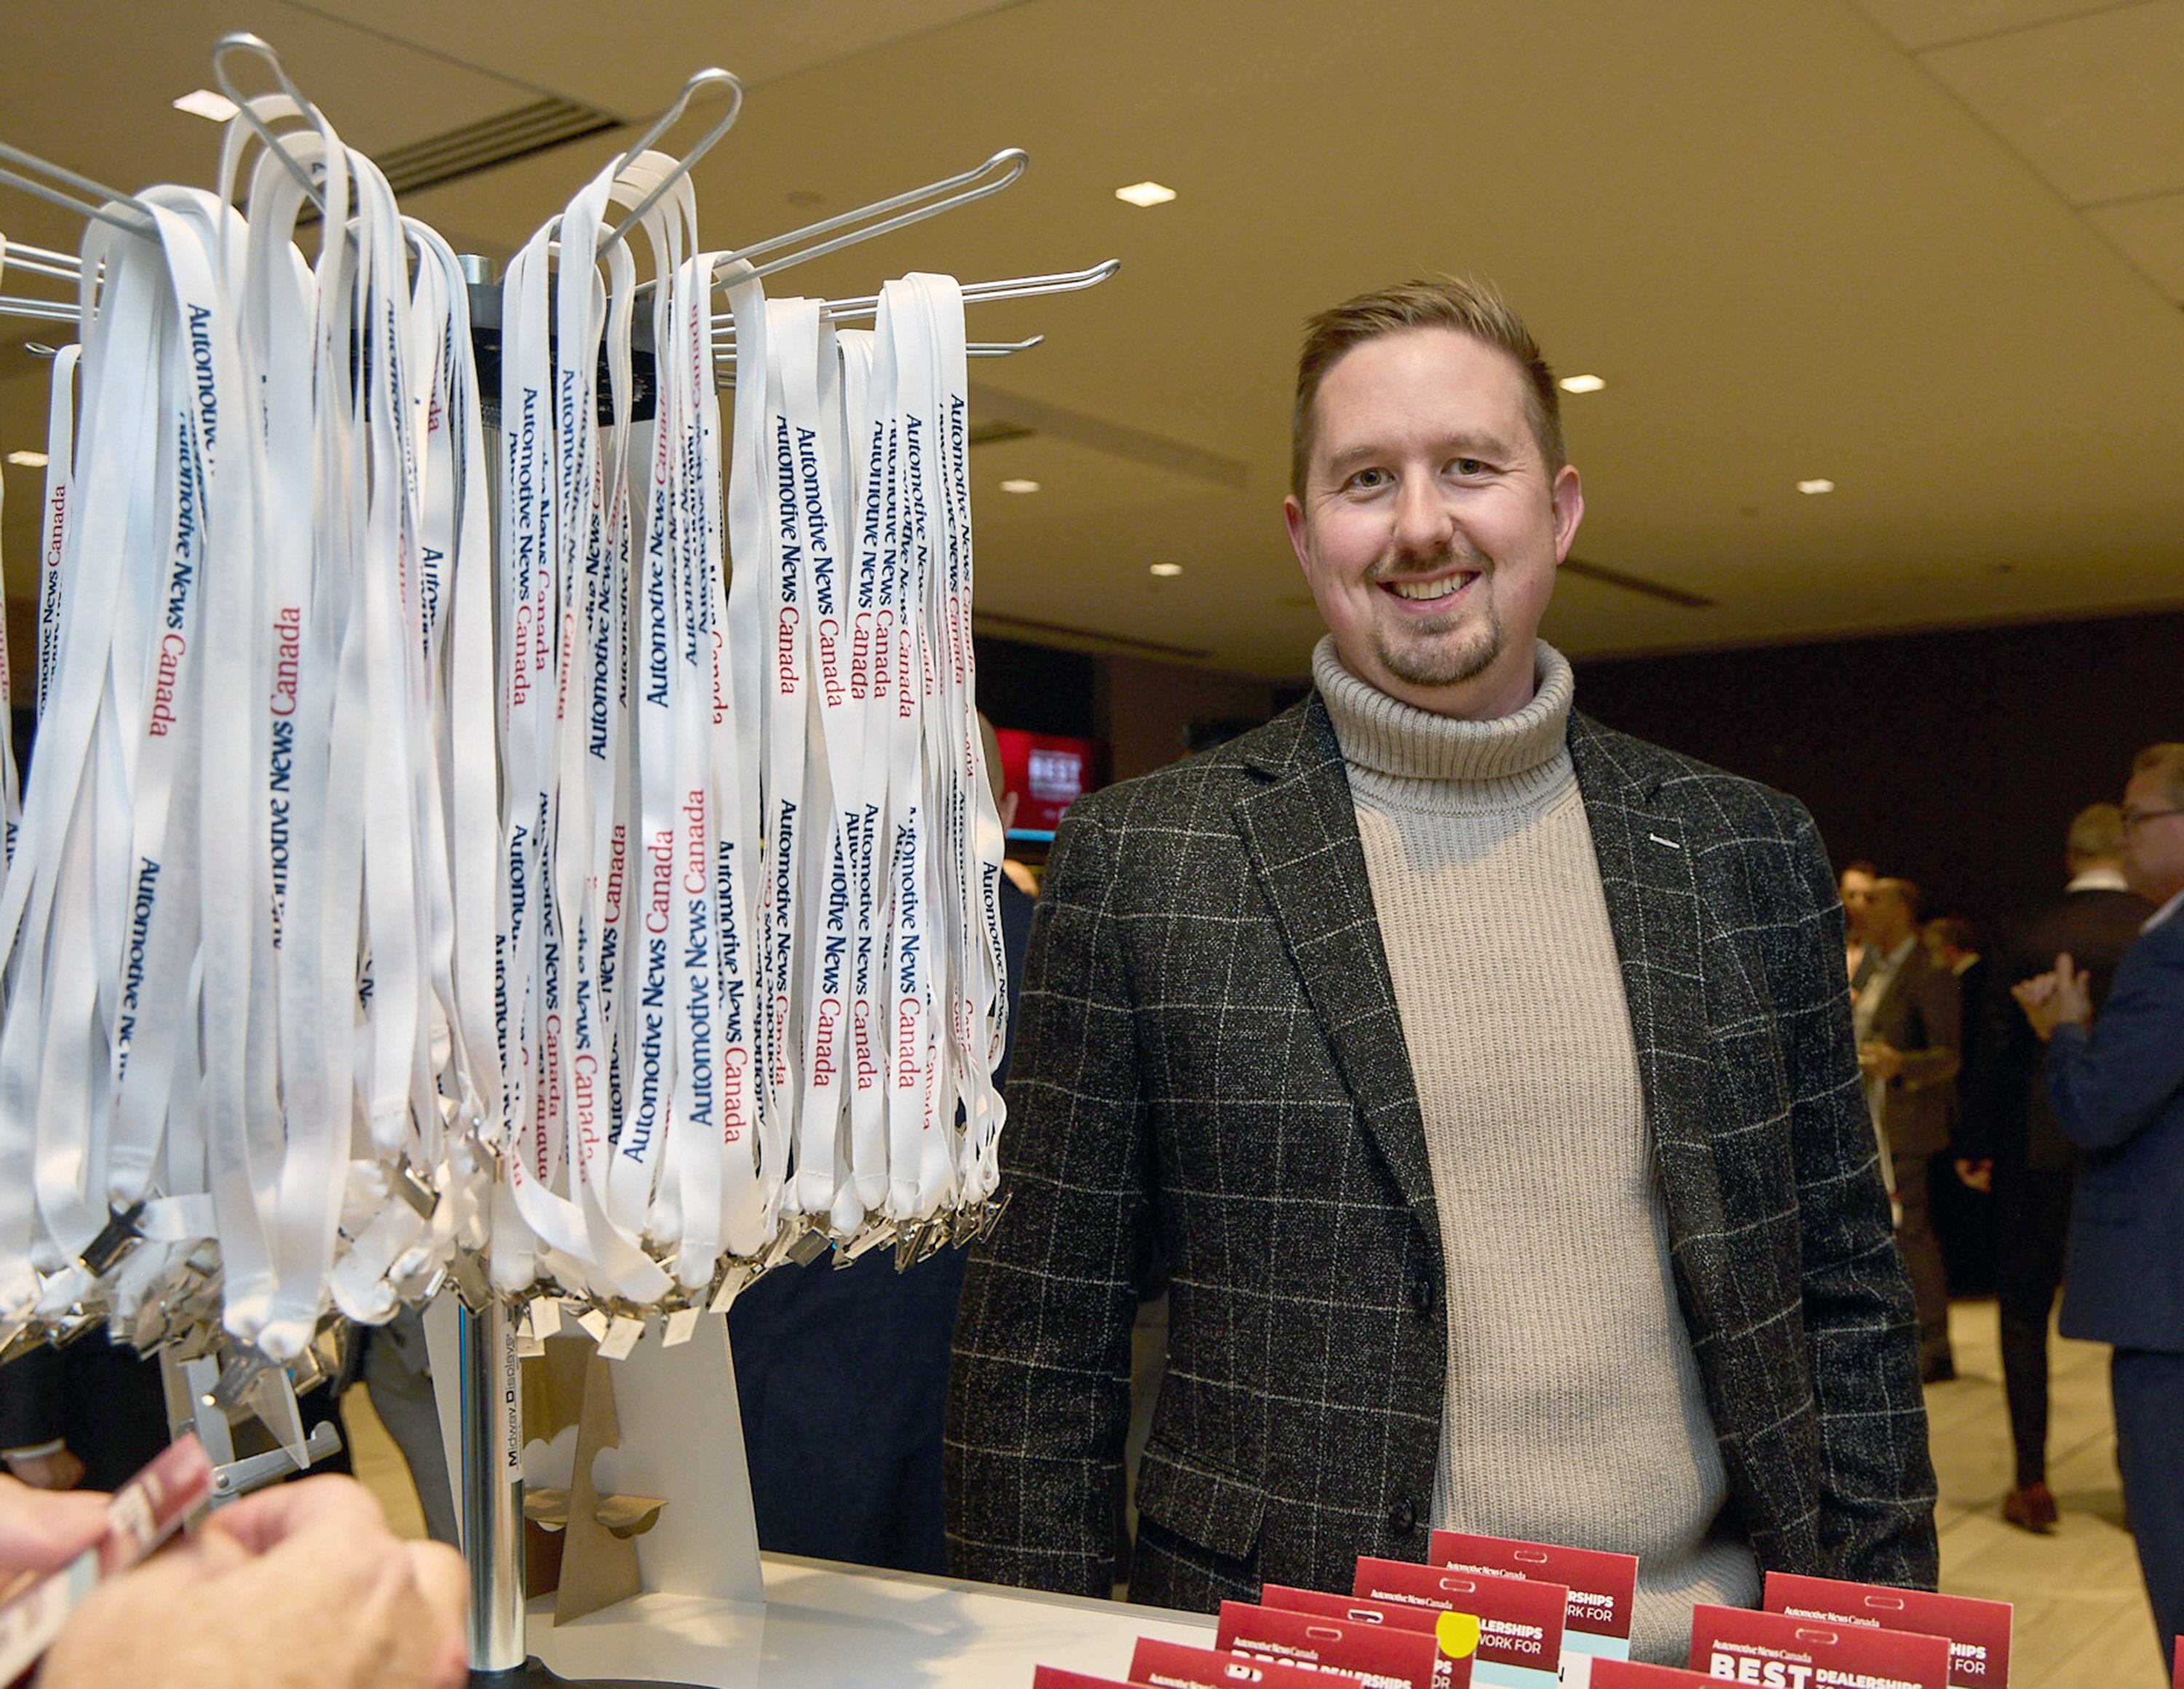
<box><xmin>0</xmin><ymin>32</ymin><xmax>1116</xmax><ymax>1688</ymax></box>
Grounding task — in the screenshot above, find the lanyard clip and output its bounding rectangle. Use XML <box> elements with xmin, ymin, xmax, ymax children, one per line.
<box><xmin>79</xmin><ymin>1201</ymin><xmax>149</xmax><ymax>1276</ymax></box>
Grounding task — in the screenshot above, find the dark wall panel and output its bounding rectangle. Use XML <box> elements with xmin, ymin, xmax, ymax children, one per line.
<box><xmin>1572</xmin><ymin>609</ymin><xmax>2184</xmax><ymax>938</ymax></box>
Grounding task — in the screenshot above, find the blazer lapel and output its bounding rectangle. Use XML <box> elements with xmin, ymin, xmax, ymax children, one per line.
<box><xmin>1568</xmin><ymin>716</ymin><xmax>1730</xmax><ymax>1311</ymax></box>
<box><xmin>1233</xmin><ymin>700</ymin><xmax>1439</xmax><ymax>1260</ymax></box>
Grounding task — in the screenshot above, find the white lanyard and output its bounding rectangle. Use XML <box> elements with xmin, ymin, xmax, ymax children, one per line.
<box><xmin>716</xmin><ymin>263</ymin><xmax>787</xmax><ymax>1254</ymax></box>
<box><xmin>33</xmin><ymin>347</ymin><xmax>79</xmax><ymax>721</ymax></box>
<box><xmin>877</xmin><ymin>281</ymin><xmax>944</xmax><ymax>1219</ymax></box>
<box><xmin>837</xmin><ymin>329</ymin><xmax>894</xmax><ymax>1219</ymax></box>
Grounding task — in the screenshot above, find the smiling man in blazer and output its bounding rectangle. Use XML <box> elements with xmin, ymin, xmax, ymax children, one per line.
<box><xmin>945</xmin><ymin>278</ymin><xmax>1937</xmax><ymax>1666</ymax></box>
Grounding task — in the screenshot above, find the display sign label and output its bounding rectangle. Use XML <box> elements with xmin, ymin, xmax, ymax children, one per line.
<box><xmin>1429</xmin><ymin>1529</ymin><xmax>1638</xmax><ymax>1659</ymax></box>
<box><xmin>1351</xmin><ymin>1559</ymin><xmax>1565</xmax><ymax>1688</ymax></box>
<box><xmin>1689</xmin><ymin>1602</ymin><xmax>1951</xmax><ymax>1689</ymax></box>
<box><xmin>1258</xmin><ymin>1585</ymin><xmax>1476</xmax><ymax>1687</ymax></box>
<box><xmin>1562</xmin><ymin>1661</ymin><xmax>1715</xmax><ymax>1687</ymax></box>
<box><xmin>1216</xmin><ymin>1599</ymin><xmax>1441</xmax><ymax>1689</ymax></box>
<box><xmin>1131</xmin><ymin>1636</ymin><xmax>1366</xmax><ymax>1689</ymax></box>
<box><xmin>1763</xmin><ymin>1572</ymin><xmax>2010</xmax><ymax>1688</ymax></box>
<box><xmin>1031</xmin><ymin>1669</ymin><xmax>1139</xmax><ymax>1689</ymax></box>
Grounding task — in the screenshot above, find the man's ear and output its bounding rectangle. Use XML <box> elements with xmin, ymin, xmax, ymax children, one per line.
<box><xmin>1551</xmin><ymin>464</ymin><xmax>1584</xmax><ymax>563</ymax></box>
<box><xmin>1283</xmin><ymin>494</ymin><xmax>1311</xmax><ymax>574</ymax></box>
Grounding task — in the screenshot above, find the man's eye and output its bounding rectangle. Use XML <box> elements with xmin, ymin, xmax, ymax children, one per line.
<box><xmin>1346</xmin><ymin>467</ymin><xmax>1390</xmax><ymax>490</ymax></box>
<box><xmin>1450</xmin><ymin>457</ymin><xmax>1487</xmax><ymax>477</ymax></box>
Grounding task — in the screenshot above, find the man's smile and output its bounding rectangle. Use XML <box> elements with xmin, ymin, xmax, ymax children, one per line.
<box><xmin>1380</xmin><ymin>569</ymin><xmax>1480</xmax><ymax>608</ymax></box>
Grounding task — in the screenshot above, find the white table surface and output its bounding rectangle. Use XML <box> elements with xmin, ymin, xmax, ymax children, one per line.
<box><xmin>528</xmin><ymin>1553</ymin><xmax>1218</xmax><ymax>1688</ymax></box>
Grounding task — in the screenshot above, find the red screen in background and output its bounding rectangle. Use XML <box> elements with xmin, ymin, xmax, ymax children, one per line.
<box><xmin>994</xmin><ymin>729</ymin><xmax>1103</xmax><ymax>835</ymax></box>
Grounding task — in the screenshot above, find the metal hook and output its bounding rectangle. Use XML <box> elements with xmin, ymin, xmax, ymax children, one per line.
<box><xmin>711</xmin><ymin>258</ymin><xmax>1118</xmax><ymax>331</ymax></box>
<box><xmin>211</xmin><ymin>33</ymin><xmax>328</xmax><ymax>215</ymax></box>
<box><xmin>705</xmin><ymin>149</ymin><xmax>1029</xmax><ymax>292</ymax></box>
<box><xmin>597</xmin><ymin>68</ymin><xmax>745</xmax><ymax>256</ymax></box>
<box><xmin>0</xmin><ymin>141</ymin><xmax>157</xmax><ymax>237</ymax></box>
<box><xmin>0</xmin><ymin>293</ymin><xmax>79</xmax><ymax>324</ymax></box>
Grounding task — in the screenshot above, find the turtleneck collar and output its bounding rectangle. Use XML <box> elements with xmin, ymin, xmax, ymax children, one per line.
<box><xmin>1314</xmin><ymin>635</ymin><xmax>1575</xmax><ymax>793</ymax></box>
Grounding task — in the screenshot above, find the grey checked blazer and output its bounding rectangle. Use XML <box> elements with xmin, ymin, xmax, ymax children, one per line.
<box><xmin>945</xmin><ymin>696</ymin><xmax>1938</xmax><ymax>1610</ymax></box>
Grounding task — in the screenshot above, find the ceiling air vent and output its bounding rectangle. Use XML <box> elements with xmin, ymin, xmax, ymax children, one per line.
<box><xmin>372</xmin><ymin>98</ymin><xmax>622</xmax><ymax>199</ymax></box>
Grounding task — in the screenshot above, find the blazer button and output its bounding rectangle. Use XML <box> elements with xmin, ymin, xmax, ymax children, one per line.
<box><xmin>1409</xmin><ymin>1275</ymin><xmax>1435</xmax><ymax>1316</ymax></box>
<box><xmin>1388</xmin><ymin>1498</ymin><xmax>1417</xmax><ymax>1536</ymax></box>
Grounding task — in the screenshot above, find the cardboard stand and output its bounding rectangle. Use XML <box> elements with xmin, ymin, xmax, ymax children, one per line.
<box><xmin>423</xmin><ymin>1295</ymin><xmax>763</xmax><ymax>1687</ymax></box>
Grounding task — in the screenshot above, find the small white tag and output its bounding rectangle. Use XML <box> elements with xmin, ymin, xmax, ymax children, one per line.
<box><xmin>574</xmin><ymin>1308</ymin><xmax>610</xmax><ymax>1342</ymax></box>
<box><xmin>597</xmin><ymin>1314</ymin><xmax>645</xmax><ymax>1360</ymax></box>
<box><xmin>529</xmin><ymin>1297</ymin><xmax>563</xmax><ymax>1340</ymax></box>
<box><xmin>661</xmin><ymin>1308</ymin><xmax>703</xmax><ymax>1348</ymax></box>
<box><xmin>1647</xmin><ymin>833</ymin><xmax>1681</xmax><ymax>850</ymax></box>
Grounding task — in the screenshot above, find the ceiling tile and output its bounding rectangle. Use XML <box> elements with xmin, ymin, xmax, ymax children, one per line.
<box><xmin>1921</xmin><ymin>1</ymin><xmax>2184</xmax><ymax>204</ymax></box>
<box><xmin>287</xmin><ymin>0</ymin><xmax>1027</xmax><ymax>118</ymax></box>
<box><xmin>2086</xmin><ymin>189</ymin><xmax>2184</xmax><ymax>293</ymax></box>
<box><xmin>1848</xmin><ymin>0</ymin><xmax>2129</xmax><ymax>53</ymax></box>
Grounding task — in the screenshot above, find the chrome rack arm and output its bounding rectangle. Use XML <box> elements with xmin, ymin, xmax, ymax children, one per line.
<box><xmin>598</xmin><ymin>68</ymin><xmax>746</xmax><ymax>256</ymax></box>
<box><xmin>711</xmin><ymin>257</ymin><xmax>1117</xmax><ymax>331</ymax></box>
<box><xmin>0</xmin><ymin>141</ymin><xmax>157</xmax><ymax>237</ymax></box>
<box><xmin>211</xmin><ymin>33</ymin><xmax>330</xmax><ymax>217</ymax></box>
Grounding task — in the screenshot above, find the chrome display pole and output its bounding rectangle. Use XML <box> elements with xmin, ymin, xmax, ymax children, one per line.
<box><xmin>460</xmin><ymin>1295</ymin><xmax>528</xmax><ymax>1680</ymax></box>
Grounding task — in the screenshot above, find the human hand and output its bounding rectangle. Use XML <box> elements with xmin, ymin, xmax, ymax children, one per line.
<box><xmin>0</xmin><ymin>1471</ymin><xmax>106</xmax><ymax>1574</ymax></box>
<box><xmin>2013</xmin><ymin>954</ymin><xmax>2092</xmax><ymax>1042</ymax></box>
<box><xmin>1954</xmin><ymin>1158</ymin><xmax>1993</xmax><ymax>1194</ymax></box>
<box><xmin>1858</xmin><ymin>1040</ymin><xmax>1906</xmax><ymax>1083</ymax></box>
<box><xmin>3</xmin><ymin>1446</ymin><xmax>84</xmax><ymax>1492</ymax></box>
<box><xmin>38</xmin><ymin>1476</ymin><xmax>467</xmax><ymax>1689</ymax></box>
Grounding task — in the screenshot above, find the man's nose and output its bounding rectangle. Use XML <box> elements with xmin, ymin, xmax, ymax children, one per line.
<box><xmin>1389</xmin><ymin>472</ymin><xmax>1455</xmax><ymax>561</ymax></box>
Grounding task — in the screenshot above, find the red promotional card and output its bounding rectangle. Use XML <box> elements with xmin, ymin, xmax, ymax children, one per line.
<box><xmin>1690</xmin><ymin>1602</ymin><xmax>1951</xmax><ymax>1689</ymax></box>
<box><xmin>1428</xmin><ymin>1530</ymin><xmax>1637</xmax><ymax>1652</ymax></box>
<box><xmin>1571</xmin><ymin>1663</ymin><xmax>1716</xmax><ymax>1687</ymax></box>
<box><xmin>1763</xmin><ymin>1572</ymin><xmax>2011</xmax><ymax>1688</ymax></box>
<box><xmin>1353</xmin><ymin>1557</ymin><xmax>1567</xmax><ymax>1682</ymax></box>
<box><xmin>1131</xmin><ymin>1637</ymin><xmax>1366</xmax><ymax>1689</ymax></box>
<box><xmin>1032</xmin><ymin>1671</ymin><xmax>1140</xmax><ymax>1689</ymax></box>
<box><xmin>1258</xmin><ymin>1586</ymin><xmax>1476</xmax><ymax>1688</ymax></box>
<box><xmin>1216</xmin><ymin>1599</ymin><xmax>1441</xmax><ymax>1689</ymax></box>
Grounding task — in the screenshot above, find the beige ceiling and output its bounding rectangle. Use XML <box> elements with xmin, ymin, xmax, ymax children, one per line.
<box><xmin>3</xmin><ymin>0</ymin><xmax>2182</xmax><ymax>679</ymax></box>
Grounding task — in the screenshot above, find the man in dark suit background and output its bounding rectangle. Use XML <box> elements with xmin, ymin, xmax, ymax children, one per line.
<box><xmin>725</xmin><ymin>716</ymin><xmax>1036</xmax><ymax>1575</ymax></box>
<box><xmin>2014</xmin><ymin>743</ymin><xmax>2184</xmax><ymax>1666</ymax></box>
<box><xmin>1853</xmin><ymin>878</ymin><xmax>1963</xmax><ymax>1381</ymax></box>
<box><xmin>947</xmin><ymin>277</ymin><xmax>1934</xmax><ymax>1666</ymax></box>
<box><xmin>1955</xmin><ymin>803</ymin><xmax>2148</xmax><ymax>1533</ymax></box>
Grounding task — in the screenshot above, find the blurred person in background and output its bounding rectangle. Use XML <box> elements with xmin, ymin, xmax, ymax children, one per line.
<box><xmin>1956</xmin><ymin>803</ymin><xmax>2147</xmax><ymax>1533</ymax></box>
<box><xmin>1841</xmin><ymin>859</ymin><xmax>1880</xmax><ymax>984</ymax></box>
<box><xmin>1855</xmin><ymin>877</ymin><xmax>1962</xmax><ymax>1381</ymax></box>
<box><xmin>2014</xmin><ymin>745</ymin><xmax>2184</xmax><ymax>1664</ymax></box>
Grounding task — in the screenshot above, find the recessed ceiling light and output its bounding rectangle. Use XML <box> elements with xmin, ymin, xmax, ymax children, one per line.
<box><xmin>173</xmin><ymin>89</ymin><xmax>239</xmax><ymax>122</ymax></box>
<box><xmin>999</xmin><ymin>478</ymin><xmax>1040</xmax><ymax>494</ymax></box>
<box><xmin>6</xmin><ymin>451</ymin><xmax>47</xmax><ymax>467</ymax></box>
<box><xmin>1796</xmin><ymin>478</ymin><xmax>1835</xmax><ymax>495</ymax></box>
<box><xmin>1558</xmin><ymin>373</ymin><xmax>1606</xmax><ymax>395</ymax></box>
<box><xmin>1115</xmin><ymin>181</ymin><xmax>1176</xmax><ymax>208</ymax></box>
<box><xmin>1149</xmin><ymin>562</ymin><xmax>1183</xmax><ymax>577</ymax></box>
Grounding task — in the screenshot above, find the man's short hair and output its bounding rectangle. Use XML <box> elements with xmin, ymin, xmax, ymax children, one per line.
<box><xmin>1874</xmin><ymin>877</ymin><xmax>1923</xmax><ymax>922</ymax></box>
<box><xmin>2065</xmin><ymin>802</ymin><xmax>2125</xmax><ymax>863</ymax></box>
<box><xmin>2132</xmin><ymin>743</ymin><xmax>2184</xmax><ymax>807</ymax></box>
<box><xmin>1840</xmin><ymin>858</ymin><xmax>1879</xmax><ymax>881</ymax></box>
<box><xmin>1291</xmin><ymin>277</ymin><xmax>1565</xmax><ymax>498</ymax></box>
<box><xmin>1926</xmin><ymin>917</ymin><xmax>1976</xmax><ymax>954</ymax></box>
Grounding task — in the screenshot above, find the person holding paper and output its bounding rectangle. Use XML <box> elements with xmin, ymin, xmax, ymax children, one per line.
<box><xmin>946</xmin><ymin>277</ymin><xmax>1936</xmax><ymax>1666</ymax></box>
<box><xmin>2012</xmin><ymin>741</ymin><xmax>2184</xmax><ymax>1666</ymax></box>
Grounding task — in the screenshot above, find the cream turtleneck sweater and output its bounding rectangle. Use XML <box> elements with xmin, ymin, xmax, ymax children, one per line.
<box><xmin>1313</xmin><ymin>636</ymin><xmax>1759</xmax><ymax>1666</ymax></box>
